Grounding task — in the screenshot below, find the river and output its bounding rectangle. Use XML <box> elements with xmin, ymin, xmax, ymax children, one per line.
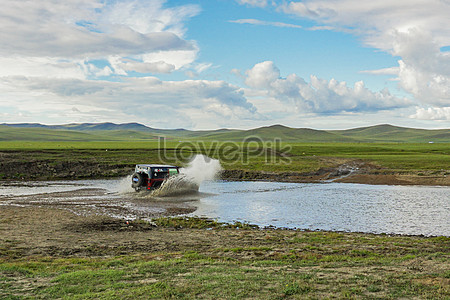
<box><xmin>0</xmin><ymin>179</ymin><xmax>448</xmax><ymax>236</ymax></box>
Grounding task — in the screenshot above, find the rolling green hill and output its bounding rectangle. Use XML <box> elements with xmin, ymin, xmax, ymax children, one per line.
<box><xmin>329</xmin><ymin>124</ymin><xmax>450</xmax><ymax>143</ymax></box>
<box><xmin>200</xmin><ymin>125</ymin><xmax>357</xmax><ymax>142</ymax></box>
<box><xmin>0</xmin><ymin>126</ymin><xmax>109</xmax><ymax>141</ymax></box>
<box><xmin>0</xmin><ymin>123</ymin><xmax>449</xmax><ymax>143</ymax></box>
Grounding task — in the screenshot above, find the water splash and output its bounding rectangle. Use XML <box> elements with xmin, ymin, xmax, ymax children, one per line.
<box><xmin>152</xmin><ymin>155</ymin><xmax>222</xmax><ymax>197</ymax></box>
<box><xmin>117</xmin><ymin>175</ymin><xmax>135</xmax><ymax>194</ymax></box>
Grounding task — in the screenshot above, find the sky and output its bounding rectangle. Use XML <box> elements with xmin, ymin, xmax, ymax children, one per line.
<box><xmin>0</xmin><ymin>0</ymin><xmax>449</xmax><ymax>130</ymax></box>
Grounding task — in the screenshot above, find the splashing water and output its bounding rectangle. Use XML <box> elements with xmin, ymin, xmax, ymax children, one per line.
<box><xmin>152</xmin><ymin>155</ymin><xmax>222</xmax><ymax>197</ymax></box>
<box><xmin>117</xmin><ymin>175</ymin><xmax>135</xmax><ymax>194</ymax></box>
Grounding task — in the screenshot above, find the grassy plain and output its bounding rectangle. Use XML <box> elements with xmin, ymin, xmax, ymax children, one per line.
<box><xmin>0</xmin><ymin>140</ymin><xmax>449</xmax><ymax>174</ymax></box>
<box><xmin>1</xmin><ymin>216</ymin><xmax>449</xmax><ymax>299</ymax></box>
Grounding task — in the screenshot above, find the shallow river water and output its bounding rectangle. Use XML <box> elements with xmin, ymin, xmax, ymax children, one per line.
<box><xmin>0</xmin><ymin>179</ymin><xmax>448</xmax><ymax>236</ymax></box>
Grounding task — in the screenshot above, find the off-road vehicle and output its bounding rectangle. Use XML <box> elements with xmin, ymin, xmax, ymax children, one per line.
<box><xmin>131</xmin><ymin>164</ymin><xmax>180</xmax><ymax>191</ymax></box>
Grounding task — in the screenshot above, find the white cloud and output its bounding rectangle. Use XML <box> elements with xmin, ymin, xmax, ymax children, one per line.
<box><xmin>410</xmin><ymin>107</ymin><xmax>450</xmax><ymax>121</ymax></box>
<box><xmin>112</xmin><ymin>59</ymin><xmax>175</xmax><ymax>74</ymax></box>
<box><xmin>280</xmin><ymin>0</ymin><xmax>450</xmax><ymax>49</ymax></box>
<box><xmin>0</xmin><ymin>76</ymin><xmax>257</xmax><ymax>129</ymax></box>
<box><xmin>0</xmin><ymin>0</ymin><xmax>199</xmax><ymax>75</ymax></box>
<box><xmin>244</xmin><ymin>61</ymin><xmax>412</xmax><ymax>114</ymax></box>
<box><xmin>393</xmin><ymin>29</ymin><xmax>450</xmax><ymax>107</ymax></box>
<box><xmin>236</xmin><ymin>0</ymin><xmax>269</xmax><ymax>8</ymax></box>
<box><xmin>280</xmin><ymin>0</ymin><xmax>450</xmax><ymax>108</ymax></box>
<box><xmin>0</xmin><ymin>57</ymin><xmax>87</xmax><ymax>79</ymax></box>
<box><xmin>230</xmin><ymin>19</ymin><xmax>302</xmax><ymax>28</ymax></box>
<box><xmin>245</xmin><ymin>61</ymin><xmax>281</xmax><ymax>88</ymax></box>
<box><xmin>360</xmin><ymin>67</ymin><xmax>399</xmax><ymax>76</ymax></box>
<box><xmin>100</xmin><ymin>0</ymin><xmax>200</xmax><ymax>37</ymax></box>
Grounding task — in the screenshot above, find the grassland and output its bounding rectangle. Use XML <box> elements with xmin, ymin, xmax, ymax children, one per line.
<box><xmin>1</xmin><ymin>123</ymin><xmax>448</xmax><ymax>182</ymax></box>
<box><xmin>0</xmin><ymin>210</ymin><xmax>449</xmax><ymax>299</ymax></box>
<box><xmin>1</xmin><ymin>124</ymin><xmax>449</xmax><ymax>298</ymax></box>
<box><xmin>0</xmin><ymin>140</ymin><xmax>448</xmax><ymax>184</ymax></box>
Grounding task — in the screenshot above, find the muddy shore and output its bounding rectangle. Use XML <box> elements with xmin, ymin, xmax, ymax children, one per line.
<box><xmin>0</xmin><ymin>205</ymin><xmax>448</xmax><ymax>258</ymax></box>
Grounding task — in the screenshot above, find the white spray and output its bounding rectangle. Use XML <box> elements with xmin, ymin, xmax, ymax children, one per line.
<box><xmin>180</xmin><ymin>155</ymin><xmax>222</xmax><ymax>186</ymax></box>
<box><xmin>117</xmin><ymin>175</ymin><xmax>135</xmax><ymax>194</ymax></box>
<box><xmin>152</xmin><ymin>155</ymin><xmax>222</xmax><ymax>196</ymax></box>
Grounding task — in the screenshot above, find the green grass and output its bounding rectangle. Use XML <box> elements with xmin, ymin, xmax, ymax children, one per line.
<box><xmin>1</xmin><ymin>217</ymin><xmax>449</xmax><ymax>299</ymax></box>
<box><xmin>1</xmin><ymin>123</ymin><xmax>448</xmax><ymax>177</ymax></box>
<box><xmin>0</xmin><ymin>141</ymin><xmax>448</xmax><ymax>180</ymax></box>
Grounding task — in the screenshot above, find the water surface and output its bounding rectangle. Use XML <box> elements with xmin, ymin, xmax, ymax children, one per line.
<box><xmin>192</xmin><ymin>181</ymin><xmax>449</xmax><ymax>236</ymax></box>
<box><xmin>1</xmin><ymin>179</ymin><xmax>448</xmax><ymax>236</ymax></box>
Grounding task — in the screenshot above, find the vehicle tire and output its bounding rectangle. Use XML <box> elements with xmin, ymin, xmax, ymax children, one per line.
<box><xmin>131</xmin><ymin>172</ymin><xmax>144</xmax><ymax>188</ymax></box>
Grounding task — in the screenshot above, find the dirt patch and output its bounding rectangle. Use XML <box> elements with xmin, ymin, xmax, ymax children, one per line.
<box><xmin>67</xmin><ymin>218</ymin><xmax>157</xmax><ymax>232</ymax></box>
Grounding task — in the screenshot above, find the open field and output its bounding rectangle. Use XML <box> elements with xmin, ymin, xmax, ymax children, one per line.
<box><xmin>0</xmin><ymin>206</ymin><xmax>449</xmax><ymax>299</ymax></box>
<box><xmin>0</xmin><ymin>141</ymin><xmax>449</xmax><ymax>185</ymax></box>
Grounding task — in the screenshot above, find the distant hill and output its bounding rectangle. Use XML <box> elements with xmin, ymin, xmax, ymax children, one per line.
<box><xmin>0</xmin><ymin>122</ymin><xmax>152</xmax><ymax>132</ymax></box>
<box><xmin>329</xmin><ymin>124</ymin><xmax>450</xmax><ymax>143</ymax></box>
<box><xmin>201</xmin><ymin>125</ymin><xmax>356</xmax><ymax>142</ymax></box>
<box><xmin>0</xmin><ymin>123</ymin><xmax>449</xmax><ymax>143</ymax></box>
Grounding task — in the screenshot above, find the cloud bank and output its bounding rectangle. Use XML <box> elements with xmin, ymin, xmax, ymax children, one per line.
<box><xmin>244</xmin><ymin>61</ymin><xmax>411</xmax><ymax>114</ymax></box>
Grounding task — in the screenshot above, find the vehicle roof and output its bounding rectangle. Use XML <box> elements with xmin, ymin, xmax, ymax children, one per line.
<box><xmin>136</xmin><ymin>164</ymin><xmax>178</xmax><ymax>168</ymax></box>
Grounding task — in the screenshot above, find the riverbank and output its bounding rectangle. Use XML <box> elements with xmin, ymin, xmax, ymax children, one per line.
<box><xmin>221</xmin><ymin>167</ymin><xmax>450</xmax><ymax>186</ymax></box>
<box><xmin>1</xmin><ymin>149</ymin><xmax>449</xmax><ymax>186</ymax></box>
<box><xmin>0</xmin><ymin>205</ymin><xmax>448</xmax><ymax>299</ymax></box>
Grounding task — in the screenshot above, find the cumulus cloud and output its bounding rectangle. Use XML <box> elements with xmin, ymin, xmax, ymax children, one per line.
<box><xmin>410</xmin><ymin>107</ymin><xmax>450</xmax><ymax>121</ymax></box>
<box><xmin>245</xmin><ymin>61</ymin><xmax>281</xmax><ymax>88</ymax></box>
<box><xmin>393</xmin><ymin>29</ymin><xmax>450</xmax><ymax>106</ymax></box>
<box><xmin>244</xmin><ymin>61</ymin><xmax>412</xmax><ymax>114</ymax></box>
<box><xmin>0</xmin><ymin>76</ymin><xmax>256</xmax><ymax>128</ymax></box>
<box><xmin>280</xmin><ymin>0</ymin><xmax>450</xmax><ymax>108</ymax></box>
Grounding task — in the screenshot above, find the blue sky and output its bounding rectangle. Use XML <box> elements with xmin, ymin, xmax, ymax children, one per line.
<box><xmin>186</xmin><ymin>1</ymin><xmax>401</xmax><ymax>92</ymax></box>
<box><xmin>0</xmin><ymin>0</ymin><xmax>449</xmax><ymax>129</ymax></box>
